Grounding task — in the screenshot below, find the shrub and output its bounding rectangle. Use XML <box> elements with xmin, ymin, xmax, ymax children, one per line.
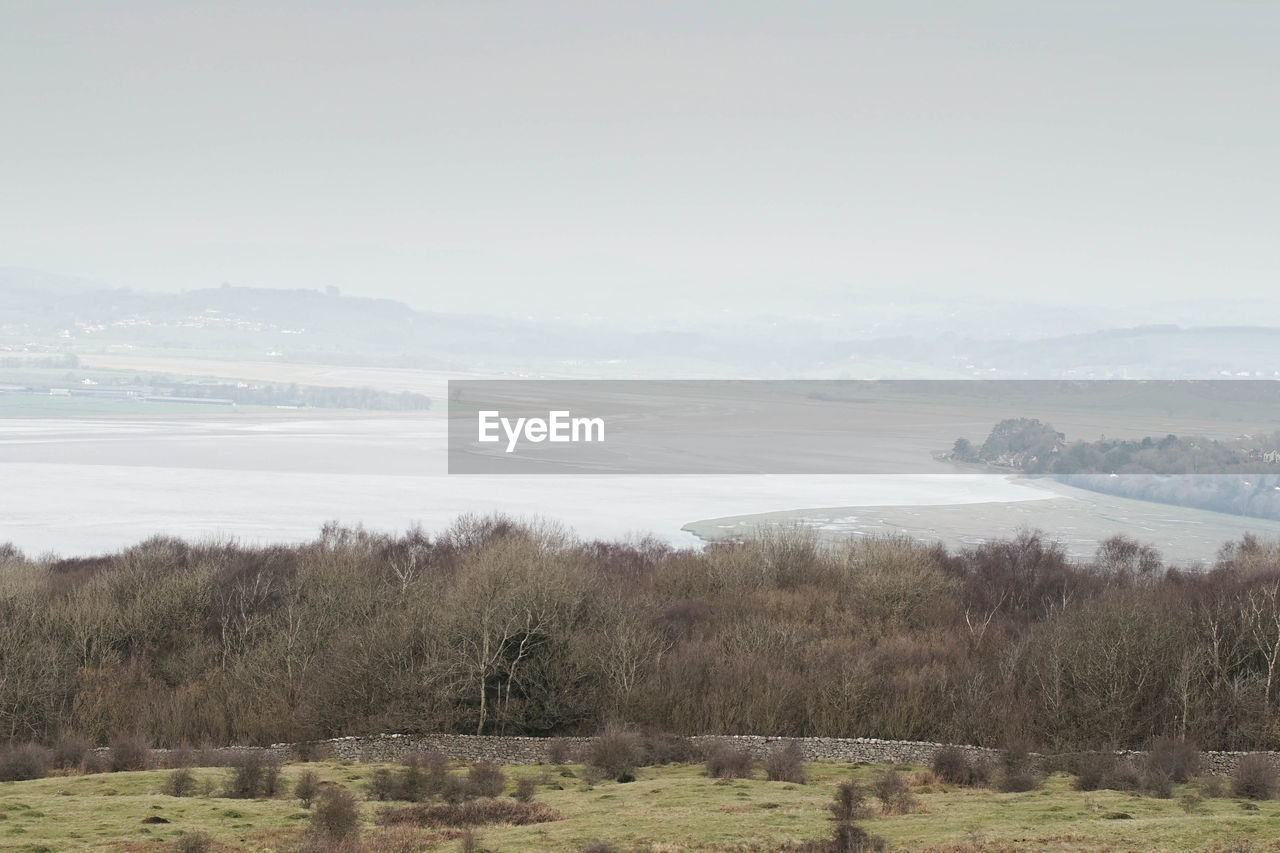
<box><xmin>224</xmin><ymin>753</ymin><xmax>281</xmax><ymax>799</ymax></box>
<box><xmin>931</xmin><ymin>746</ymin><xmax>989</xmax><ymax>787</ymax></box>
<box><xmin>369</xmin><ymin>768</ymin><xmax>400</xmax><ymax>801</ymax></box>
<box><xmin>263</xmin><ymin>761</ymin><xmax>284</xmax><ymax>797</ymax></box>
<box><xmin>379</xmin><ymin>798</ymin><xmax>564</xmax><ymax>828</ymax></box>
<box><xmin>441</xmin><ymin>773</ymin><xmax>476</xmax><ymax>804</ymax></box>
<box><xmin>312</xmin><ymin>785</ymin><xmax>361</xmax><ymax>839</ymax></box>
<box><xmin>1144</xmin><ymin>768</ymin><xmax>1174</xmax><ymax>799</ymax></box>
<box><xmin>1200</xmin><ymin>774</ymin><xmax>1226</xmax><ymax>798</ymax></box>
<box><xmin>1069</xmin><ymin>752</ymin><xmax>1117</xmax><ymax>791</ymax></box>
<box><xmin>546</xmin><ymin>738</ymin><xmax>573</xmax><ymax>765</ymax></box>
<box><xmin>764</xmin><ymin>740</ymin><xmax>806</xmax><ymax>784</ymax></box>
<box><xmin>831</xmin><ymin>822</ymin><xmax>888</xmax><ymax>853</ymax></box>
<box><xmin>829</xmin><ymin>778</ymin><xmax>872</xmax><ymax>822</ymax></box>
<box><xmin>996</xmin><ymin>740</ymin><xmax>1040</xmax><ymax>792</ymax></box>
<box><xmin>1147</xmin><ymin>737</ymin><xmax>1201</xmax><ymax>783</ymax></box>
<box><xmin>467</xmin><ymin>762</ymin><xmax>506</xmax><ymax>798</ymax></box>
<box><xmin>165</xmin><ymin>745</ymin><xmax>195</xmax><ymax>769</ymax></box>
<box><xmin>642</xmin><ymin>731</ymin><xmax>699</xmax><ymax>766</ymax></box>
<box><xmin>164</xmin><ymin>767</ymin><xmax>198</xmax><ymax>797</ymax></box>
<box><xmin>169</xmin><ymin>832</ymin><xmax>213</xmax><ymax>853</ymax></box>
<box><xmin>0</xmin><ymin>743</ymin><xmax>51</xmax><ymax>782</ymax></box>
<box><xmin>705</xmin><ymin>743</ymin><xmax>754</xmax><ymax>780</ymax></box>
<box><xmin>1000</xmin><ymin>767</ymin><xmax>1040</xmax><ymax>793</ymax></box>
<box><xmin>1232</xmin><ymin>754</ymin><xmax>1278</xmax><ymax>800</ymax></box>
<box><xmin>108</xmin><ymin>733</ymin><xmax>150</xmax><ymax>772</ymax></box>
<box><xmin>1101</xmin><ymin>760</ymin><xmax>1144</xmax><ymax>793</ymax></box>
<box><xmin>513</xmin><ymin>777</ymin><xmax>537</xmax><ymax>803</ymax></box>
<box><xmin>297</xmin><ymin>769</ymin><xmax>320</xmax><ymax>808</ymax></box>
<box><xmin>870</xmin><ymin>769</ymin><xmax>917</xmax><ymax>814</ymax></box>
<box><xmin>1071</xmin><ymin>752</ymin><xmax>1175</xmax><ymax>797</ymax></box>
<box><xmin>80</xmin><ymin>750</ymin><xmax>108</xmax><ymax>775</ymax></box>
<box><xmin>587</xmin><ymin>727</ymin><xmax>644</xmax><ymax>783</ymax></box>
<box><xmin>52</xmin><ymin>733</ymin><xmax>93</xmax><ymax>770</ymax></box>
<box><xmin>397</xmin><ymin>754</ymin><xmax>427</xmax><ymax>801</ymax></box>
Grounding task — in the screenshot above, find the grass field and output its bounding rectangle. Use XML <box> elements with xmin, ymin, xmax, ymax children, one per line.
<box><xmin>3</xmin><ymin>760</ymin><xmax>1279</xmax><ymax>852</ymax></box>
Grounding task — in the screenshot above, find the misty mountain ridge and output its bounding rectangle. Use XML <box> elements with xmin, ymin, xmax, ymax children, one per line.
<box><xmin>2</xmin><ymin>269</ymin><xmax>1279</xmax><ymax>378</ymax></box>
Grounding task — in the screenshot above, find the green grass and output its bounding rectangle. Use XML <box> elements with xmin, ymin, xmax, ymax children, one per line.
<box><xmin>3</xmin><ymin>761</ymin><xmax>1280</xmax><ymax>851</ymax></box>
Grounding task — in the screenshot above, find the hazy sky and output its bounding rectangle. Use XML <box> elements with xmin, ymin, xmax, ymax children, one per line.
<box><xmin>1</xmin><ymin>1</ymin><xmax>1276</xmax><ymax>319</ymax></box>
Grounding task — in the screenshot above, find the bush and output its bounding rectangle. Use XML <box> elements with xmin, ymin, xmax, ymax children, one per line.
<box><xmin>931</xmin><ymin>746</ymin><xmax>989</xmax><ymax>787</ymax></box>
<box><xmin>1179</xmin><ymin>791</ymin><xmax>1204</xmax><ymax>813</ymax></box>
<box><xmin>165</xmin><ymin>744</ymin><xmax>195</xmax><ymax>769</ymax></box>
<box><xmin>369</xmin><ymin>768</ymin><xmax>400</xmax><ymax>801</ymax></box>
<box><xmin>513</xmin><ymin>777</ymin><xmax>537</xmax><ymax>803</ymax></box>
<box><xmin>1232</xmin><ymin>754</ymin><xmax>1278</xmax><ymax>800</ymax></box>
<box><xmin>52</xmin><ymin>733</ymin><xmax>93</xmax><ymax>770</ymax></box>
<box><xmin>1200</xmin><ymin>774</ymin><xmax>1226</xmax><ymax>798</ymax></box>
<box><xmin>1070</xmin><ymin>752</ymin><xmax>1174</xmax><ymax>797</ymax></box>
<box><xmin>312</xmin><ymin>785</ymin><xmax>361</xmax><ymax>839</ymax></box>
<box><xmin>1144</xmin><ymin>768</ymin><xmax>1174</xmax><ymax>799</ymax></box>
<box><xmin>263</xmin><ymin>761</ymin><xmax>284</xmax><ymax>797</ymax></box>
<box><xmin>373</xmin><ymin>750</ymin><xmax>452</xmax><ymax>801</ymax></box>
<box><xmin>831</xmin><ymin>822</ymin><xmax>888</xmax><ymax>853</ymax></box>
<box><xmin>705</xmin><ymin>743</ymin><xmax>754</xmax><ymax>780</ymax></box>
<box><xmin>224</xmin><ymin>753</ymin><xmax>281</xmax><ymax>799</ymax></box>
<box><xmin>441</xmin><ymin>773</ymin><xmax>477</xmax><ymax>804</ymax></box>
<box><xmin>80</xmin><ymin>750</ymin><xmax>108</xmax><ymax>775</ymax></box>
<box><xmin>764</xmin><ymin>740</ymin><xmax>806</xmax><ymax>784</ymax></box>
<box><xmin>870</xmin><ymin>769</ymin><xmax>917</xmax><ymax>814</ymax></box>
<box><xmin>0</xmin><ymin>743</ymin><xmax>51</xmax><ymax>782</ymax></box>
<box><xmin>587</xmin><ymin>727</ymin><xmax>644</xmax><ymax>783</ymax></box>
<box><xmin>996</xmin><ymin>741</ymin><xmax>1040</xmax><ymax>792</ymax></box>
<box><xmin>378</xmin><ymin>798</ymin><xmax>564</xmax><ymax>828</ymax></box>
<box><xmin>396</xmin><ymin>754</ymin><xmax>427</xmax><ymax>801</ymax></box>
<box><xmin>547</xmin><ymin>738</ymin><xmax>573</xmax><ymax>765</ymax></box>
<box><xmin>164</xmin><ymin>767</ymin><xmax>198</xmax><ymax>797</ymax></box>
<box><xmin>1147</xmin><ymin>737</ymin><xmax>1201</xmax><ymax>783</ymax></box>
<box><xmin>1102</xmin><ymin>760</ymin><xmax>1144</xmax><ymax>793</ymax></box>
<box><xmin>297</xmin><ymin>769</ymin><xmax>320</xmax><ymax>808</ymax></box>
<box><xmin>642</xmin><ymin>731</ymin><xmax>699</xmax><ymax>766</ymax></box>
<box><xmin>169</xmin><ymin>832</ymin><xmax>213</xmax><ymax>853</ymax></box>
<box><xmin>829</xmin><ymin>778</ymin><xmax>872</xmax><ymax>822</ymax></box>
<box><xmin>467</xmin><ymin>762</ymin><xmax>506</xmax><ymax>798</ymax></box>
<box><xmin>1069</xmin><ymin>752</ymin><xmax>1117</xmax><ymax>791</ymax></box>
<box><xmin>999</xmin><ymin>767</ymin><xmax>1040</xmax><ymax>793</ymax></box>
<box><xmin>108</xmin><ymin>733</ymin><xmax>150</xmax><ymax>772</ymax></box>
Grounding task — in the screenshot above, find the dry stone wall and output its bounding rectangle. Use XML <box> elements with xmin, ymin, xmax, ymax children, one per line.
<box><xmin>108</xmin><ymin>734</ymin><xmax>1275</xmax><ymax>775</ymax></box>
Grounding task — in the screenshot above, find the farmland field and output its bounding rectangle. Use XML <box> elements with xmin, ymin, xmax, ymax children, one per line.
<box><xmin>3</xmin><ymin>759</ymin><xmax>1278</xmax><ymax>851</ymax></box>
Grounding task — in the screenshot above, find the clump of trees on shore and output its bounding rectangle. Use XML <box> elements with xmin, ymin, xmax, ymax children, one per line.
<box><xmin>951</xmin><ymin>418</ymin><xmax>1280</xmax><ymax>520</ymax></box>
<box><xmin>3</xmin><ymin>519</ymin><xmax>1280</xmax><ymax>753</ymax></box>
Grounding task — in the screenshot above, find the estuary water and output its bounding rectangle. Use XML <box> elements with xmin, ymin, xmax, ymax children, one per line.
<box><xmin>0</xmin><ymin>415</ymin><xmax>1054</xmax><ymax>556</ymax></box>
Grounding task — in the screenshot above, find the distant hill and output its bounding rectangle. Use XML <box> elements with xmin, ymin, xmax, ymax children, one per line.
<box><xmin>4</xmin><ymin>271</ymin><xmax>1280</xmax><ymax>377</ymax></box>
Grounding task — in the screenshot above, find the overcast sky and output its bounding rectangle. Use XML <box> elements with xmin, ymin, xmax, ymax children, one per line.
<box><xmin>1</xmin><ymin>1</ymin><xmax>1276</xmax><ymax>320</ymax></box>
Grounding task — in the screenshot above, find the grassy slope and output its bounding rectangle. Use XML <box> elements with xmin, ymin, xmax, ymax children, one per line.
<box><xmin>4</xmin><ymin>762</ymin><xmax>1280</xmax><ymax>852</ymax></box>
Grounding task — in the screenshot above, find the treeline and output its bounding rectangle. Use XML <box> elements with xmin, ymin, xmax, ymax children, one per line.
<box><xmin>952</xmin><ymin>418</ymin><xmax>1280</xmax><ymax>520</ymax></box>
<box><xmin>4</xmin><ymin>522</ymin><xmax>1280</xmax><ymax>753</ymax></box>
<box><xmin>159</xmin><ymin>382</ymin><xmax>431</xmax><ymax>411</ymax></box>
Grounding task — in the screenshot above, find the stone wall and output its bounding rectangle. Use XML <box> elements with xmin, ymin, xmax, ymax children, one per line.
<box><xmin>101</xmin><ymin>733</ymin><xmax>1276</xmax><ymax>775</ymax></box>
